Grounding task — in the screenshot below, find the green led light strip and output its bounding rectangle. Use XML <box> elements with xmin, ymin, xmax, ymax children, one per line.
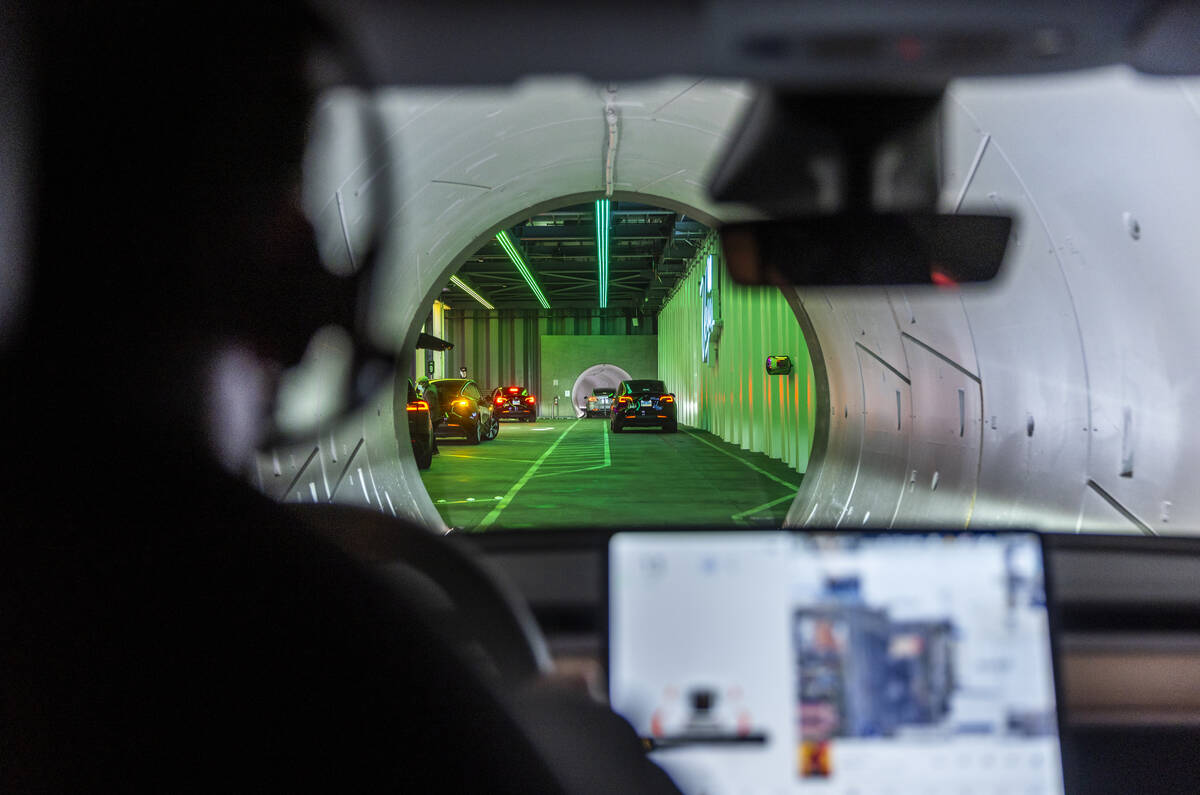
<box><xmin>594</xmin><ymin>198</ymin><xmax>610</xmax><ymax>308</ymax></box>
<box><xmin>496</xmin><ymin>230</ymin><xmax>550</xmax><ymax>309</ymax></box>
<box><xmin>448</xmin><ymin>275</ymin><xmax>495</xmax><ymax>310</ymax></box>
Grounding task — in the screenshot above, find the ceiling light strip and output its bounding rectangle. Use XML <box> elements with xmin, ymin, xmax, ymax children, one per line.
<box><xmin>595</xmin><ymin>198</ymin><xmax>610</xmax><ymax>308</ymax></box>
<box><xmin>495</xmin><ymin>230</ymin><xmax>551</xmax><ymax>309</ymax></box>
<box><xmin>448</xmin><ymin>275</ymin><xmax>495</xmax><ymax>310</ymax></box>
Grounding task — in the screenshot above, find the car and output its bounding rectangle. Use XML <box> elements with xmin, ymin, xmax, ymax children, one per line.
<box><xmin>406</xmin><ymin>378</ymin><xmax>437</xmax><ymax>469</ymax></box>
<box><xmin>585</xmin><ymin>387</ymin><xmax>615</xmax><ymax>418</ymax></box>
<box><xmin>492</xmin><ymin>385</ymin><xmax>538</xmax><ymax>422</ymax></box>
<box><xmin>610</xmin><ymin>379</ymin><xmax>677</xmax><ymax>433</ymax></box>
<box><xmin>429</xmin><ymin>378</ymin><xmax>499</xmax><ymax>443</ymax></box>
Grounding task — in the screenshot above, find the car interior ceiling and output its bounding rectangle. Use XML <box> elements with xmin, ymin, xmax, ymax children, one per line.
<box><xmin>6</xmin><ymin>1</ymin><xmax>1200</xmax><ymax>793</ymax></box>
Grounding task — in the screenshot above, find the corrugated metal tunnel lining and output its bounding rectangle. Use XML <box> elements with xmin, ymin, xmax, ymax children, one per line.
<box><xmin>263</xmin><ymin>68</ymin><xmax>1200</xmax><ymax>536</ymax></box>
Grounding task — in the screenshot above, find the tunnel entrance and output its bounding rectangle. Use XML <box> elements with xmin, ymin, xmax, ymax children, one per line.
<box><xmin>570</xmin><ymin>363</ymin><xmax>630</xmax><ymax>418</ymax></box>
<box><xmin>410</xmin><ymin>195</ymin><xmax>814</xmax><ymax>532</ymax></box>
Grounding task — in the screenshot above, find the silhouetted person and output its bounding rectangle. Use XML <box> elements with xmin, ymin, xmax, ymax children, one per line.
<box><xmin>2</xmin><ymin>3</ymin><xmax>678</xmax><ymax>793</ymax></box>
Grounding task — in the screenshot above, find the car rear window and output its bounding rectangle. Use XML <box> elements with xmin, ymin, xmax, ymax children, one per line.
<box><xmin>626</xmin><ymin>380</ymin><xmax>666</xmax><ymax>393</ymax></box>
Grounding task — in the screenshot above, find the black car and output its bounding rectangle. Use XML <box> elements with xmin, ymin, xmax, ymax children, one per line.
<box><xmin>429</xmin><ymin>378</ymin><xmax>499</xmax><ymax>443</ymax></box>
<box><xmin>492</xmin><ymin>385</ymin><xmax>538</xmax><ymax>422</ymax></box>
<box><xmin>406</xmin><ymin>378</ymin><xmax>437</xmax><ymax>469</ymax></box>
<box><xmin>585</xmin><ymin>387</ymin><xmax>615</xmax><ymax>418</ymax></box>
<box><xmin>610</xmin><ymin>379</ymin><xmax>678</xmax><ymax>433</ymax></box>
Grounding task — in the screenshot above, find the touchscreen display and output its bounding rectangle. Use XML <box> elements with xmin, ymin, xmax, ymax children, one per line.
<box><xmin>608</xmin><ymin>532</ymin><xmax>1064</xmax><ymax>794</ymax></box>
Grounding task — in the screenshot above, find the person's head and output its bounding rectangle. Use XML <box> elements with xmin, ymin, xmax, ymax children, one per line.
<box><xmin>26</xmin><ymin>2</ymin><xmax>357</xmax><ymax>466</ymax></box>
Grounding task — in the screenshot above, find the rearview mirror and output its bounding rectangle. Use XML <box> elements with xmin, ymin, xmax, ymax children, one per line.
<box><xmin>765</xmin><ymin>355</ymin><xmax>793</xmax><ymax>376</ymax></box>
<box><xmin>723</xmin><ymin>214</ymin><xmax>1011</xmax><ymax>287</ymax></box>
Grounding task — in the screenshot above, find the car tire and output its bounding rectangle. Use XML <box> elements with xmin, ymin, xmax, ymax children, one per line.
<box><xmin>466</xmin><ymin>419</ymin><xmax>482</xmax><ymax>444</ymax></box>
<box><xmin>611</xmin><ymin>421</ymin><xmax>622</xmax><ymax>433</ymax></box>
<box><xmin>664</xmin><ymin>421</ymin><xmax>678</xmax><ymax>433</ymax></box>
<box><xmin>414</xmin><ymin>438</ymin><xmax>434</xmax><ymax>469</ymax></box>
<box><xmin>484</xmin><ymin>418</ymin><xmax>499</xmax><ymax>441</ymax></box>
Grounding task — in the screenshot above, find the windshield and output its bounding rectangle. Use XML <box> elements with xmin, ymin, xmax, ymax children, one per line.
<box><xmin>624</xmin><ymin>380</ymin><xmax>668</xmax><ymax>395</ymax></box>
<box><xmin>265</xmin><ymin>68</ymin><xmax>1200</xmax><ymax>540</ymax></box>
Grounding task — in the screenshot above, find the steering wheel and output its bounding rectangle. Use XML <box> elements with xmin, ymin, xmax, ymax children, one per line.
<box><xmin>289</xmin><ymin>503</ymin><xmax>553</xmax><ymax>689</ymax></box>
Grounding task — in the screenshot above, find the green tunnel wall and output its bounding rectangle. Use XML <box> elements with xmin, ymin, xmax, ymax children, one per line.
<box><xmin>657</xmin><ymin>232</ymin><xmax>817</xmax><ymax>473</ymax></box>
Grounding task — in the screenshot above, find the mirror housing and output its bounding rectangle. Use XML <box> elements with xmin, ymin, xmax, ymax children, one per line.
<box><xmin>723</xmin><ymin>214</ymin><xmax>1011</xmax><ymax>287</ymax></box>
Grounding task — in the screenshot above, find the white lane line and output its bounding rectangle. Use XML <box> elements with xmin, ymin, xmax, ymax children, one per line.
<box><xmin>680</xmin><ymin>429</ymin><xmax>801</xmax><ymax>491</ymax></box>
<box><xmin>476</xmin><ymin>419</ymin><xmax>583</xmax><ymax>530</ymax></box>
<box><xmin>731</xmin><ymin>492</ymin><xmax>797</xmax><ymax>523</ymax></box>
<box><xmin>531</xmin><ymin>420</ymin><xmax>611</xmax><ymax>480</ymax></box>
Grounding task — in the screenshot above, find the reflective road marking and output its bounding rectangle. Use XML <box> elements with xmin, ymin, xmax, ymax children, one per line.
<box><xmin>730</xmin><ymin>493</ymin><xmax>797</xmax><ymax>524</ymax></box>
<box><xmin>680</xmin><ymin>429</ymin><xmax>800</xmax><ymax>491</ymax></box>
<box><xmin>476</xmin><ymin>419</ymin><xmax>583</xmax><ymax>530</ymax></box>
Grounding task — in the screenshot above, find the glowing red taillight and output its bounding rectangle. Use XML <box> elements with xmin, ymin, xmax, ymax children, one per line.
<box><xmin>507</xmin><ymin>387</ymin><xmax>520</xmax><ymax>393</ymax></box>
<box><xmin>406</xmin><ymin>400</ymin><xmax>429</xmax><ymax>412</ymax></box>
<box><xmin>495</xmin><ymin>397</ymin><xmax>505</xmax><ymax>405</ymax></box>
<box><xmin>525</xmin><ymin>396</ymin><xmax>536</xmax><ymax>404</ymax></box>
<box><xmin>617</xmin><ymin>395</ymin><xmax>632</xmax><ymax>404</ymax></box>
<box><xmin>661</xmin><ymin>395</ymin><xmax>674</xmax><ymax>403</ymax></box>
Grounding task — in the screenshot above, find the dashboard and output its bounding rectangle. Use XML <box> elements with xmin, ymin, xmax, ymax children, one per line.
<box><xmin>464</xmin><ymin>529</ymin><xmax>1200</xmax><ymax>793</ymax></box>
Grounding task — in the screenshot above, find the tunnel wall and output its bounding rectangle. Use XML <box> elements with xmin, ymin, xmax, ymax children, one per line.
<box><xmin>254</xmin><ymin>378</ymin><xmax>421</xmax><ymax>518</ymax></box>
<box><xmin>440</xmin><ymin>308</ymin><xmax>656</xmax><ymax>414</ymax></box>
<box><xmin>439</xmin><ymin>309</ymin><xmax>541</xmax><ymax>393</ymax></box>
<box><xmin>658</xmin><ymin>232</ymin><xmax>817</xmax><ymax>473</ymax></box>
<box><xmin>264</xmin><ymin>70</ymin><xmax>1200</xmax><ymax>536</ymax></box>
<box><xmin>787</xmin><ymin>68</ymin><xmax>1200</xmax><ymax>534</ymax></box>
<box><xmin>262</xmin><ymin>78</ymin><xmax>755</xmax><ymax>529</ymax></box>
<box><xmin>541</xmin><ymin>335</ymin><xmax>657</xmax><ymax>417</ymax></box>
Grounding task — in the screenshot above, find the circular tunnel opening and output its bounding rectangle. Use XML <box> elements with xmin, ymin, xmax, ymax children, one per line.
<box><xmin>570</xmin><ymin>363</ymin><xmax>631</xmax><ymax>418</ymax></box>
<box><xmin>405</xmin><ymin>192</ymin><xmax>818</xmax><ymax>532</ymax></box>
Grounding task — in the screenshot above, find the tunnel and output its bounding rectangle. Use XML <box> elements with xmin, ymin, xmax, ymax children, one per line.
<box><xmin>571</xmin><ymin>365</ymin><xmax>630</xmax><ymax>418</ymax></box>
<box><xmin>258</xmin><ymin>69</ymin><xmax>1200</xmax><ymax>537</ymax></box>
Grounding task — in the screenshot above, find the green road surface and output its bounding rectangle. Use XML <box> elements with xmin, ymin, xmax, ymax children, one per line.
<box><xmin>420</xmin><ymin>418</ymin><xmax>803</xmax><ymax>531</ymax></box>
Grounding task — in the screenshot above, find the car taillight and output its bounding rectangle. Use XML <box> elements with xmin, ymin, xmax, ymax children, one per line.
<box><xmin>455</xmin><ymin>399</ymin><xmax>470</xmax><ymax>408</ymax></box>
<box><xmin>406</xmin><ymin>400</ymin><xmax>429</xmax><ymax>412</ymax></box>
<box><xmin>508</xmin><ymin>387</ymin><xmax>520</xmax><ymax>394</ymax></box>
<box><xmin>661</xmin><ymin>395</ymin><xmax>674</xmax><ymax>403</ymax></box>
<box><xmin>495</xmin><ymin>397</ymin><xmax>505</xmax><ymax>405</ymax></box>
<box><xmin>525</xmin><ymin>396</ymin><xmax>536</xmax><ymax>404</ymax></box>
<box><xmin>618</xmin><ymin>395</ymin><xmax>632</xmax><ymax>404</ymax></box>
